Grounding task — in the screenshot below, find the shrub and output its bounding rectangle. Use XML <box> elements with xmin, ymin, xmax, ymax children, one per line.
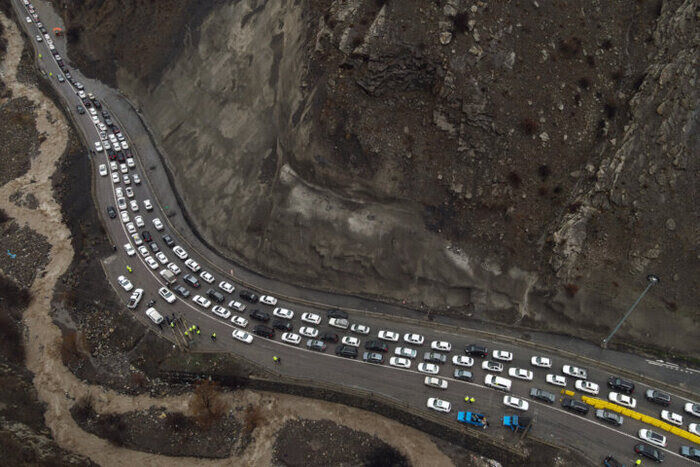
<box><xmin>189</xmin><ymin>380</ymin><xmax>228</xmax><ymax>429</ymax></box>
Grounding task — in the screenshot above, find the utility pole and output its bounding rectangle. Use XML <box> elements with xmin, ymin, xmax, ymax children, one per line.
<box><xmin>601</xmin><ymin>274</ymin><xmax>659</xmax><ymax>348</ymax></box>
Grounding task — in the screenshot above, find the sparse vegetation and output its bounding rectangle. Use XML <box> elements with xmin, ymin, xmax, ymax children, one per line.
<box><xmin>189</xmin><ymin>380</ymin><xmax>228</xmax><ymax>429</ymax></box>
<box><xmin>242</xmin><ymin>405</ymin><xmax>266</xmax><ymax>436</ymax></box>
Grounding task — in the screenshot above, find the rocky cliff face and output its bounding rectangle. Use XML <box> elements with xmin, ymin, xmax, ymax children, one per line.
<box><xmin>56</xmin><ymin>0</ymin><xmax>698</xmax><ymax>355</ymax></box>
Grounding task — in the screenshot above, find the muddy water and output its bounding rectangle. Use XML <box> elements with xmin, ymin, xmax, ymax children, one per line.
<box><xmin>0</xmin><ymin>12</ymin><xmax>455</xmax><ymax>467</ymax></box>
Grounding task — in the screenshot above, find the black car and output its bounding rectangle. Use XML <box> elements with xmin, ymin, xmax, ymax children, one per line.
<box><xmin>327</xmin><ymin>309</ymin><xmax>348</xmax><ymax>320</ymax></box>
<box><xmin>183</xmin><ymin>274</ymin><xmax>200</xmax><ymax>288</ymax></box>
<box><xmin>149</xmin><ymin>242</ymin><xmax>160</xmax><ymax>253</ymax></box>
<box><xmin>117</xmin><ymin>152</ymin><xmax>126</xmax><ymax>163</ymax></box>
<box><xmin>65</xmin><ymin>72</ymin><xmax>72</xmax><ymax>80</ymax></box>
<box><xmin>173</xmin><ymin>285</ymin><xmax>190</xmax><ymax>298</ymax></box>
<box><xmin>595</xmin><ymin>409</ymin><xmax>623</xmax><ymax>426</ymax></box>
<box><xmin>363</xmin><ymin>352</ymin><xmax>384</xmax><ymax>364</ymax></box>
<box><xmin>561</xmin><ymin>398</ymin><xmax>589</xmax><ymax>415</ymax></box>
<box><xmin>306</xmin><ymin>339</ymin><xmax>326</xmax><ymax>352</ymax></box>
<box><xmin>253</xmin><ymin>325</ymin><xmax>274</xmax><ymax>339</ymax></box>
<box><xmin>93</xmin><ymin>100</ymin><xmax>102</xmax><ymax>109</ymax></box>
<box><xmin>453</xmin><ymin>369</ymin><xmax>473</xmax><ymax>381</ymax></box>
<box><xmin>424</xmin><ymin>352</ymin><xmax>447</xmax><ymax>364</ymax></box>
<box><xmin>76</xmin><ymin>104</ymin><xmax>85</xmax><ymax>115</ymax></box>
<box><xmin>364</xmin><ymin>340</ymin><xmax>388</xmax><ymax>352</ymax></box>
<box><xmin>634</xmin><ymin>443</ymin><xmax>664</xmax><ymax>463</ymax></box>
<box><xmin>101</xmin><ymin>110</ymin><xmax>110</xmax><ymax>118</ymax></box>
<box><xmin>104</xmin><ymin>118</ymin><xmax>113</xmax><ymax>127</ymax></box>
<box><xmin>112</xmin><ymin>126</ymin><xmax>120</xmax><ymax>134</ymax></box>
<box><xmin>206</xmin><ymin>288</ymin><xmax>225</xmax><ymax>303</ymax></box>
<box><xmin>107</xmin><ymin>148</ymin><xmax>117</xmax><ymax>160</ymax></box>
<box><xmin>603</xmin><ymin>456</ymin><xmax>624</xmax><ymax>467</ymax></box>
<box><xmin>645</xmin><ymin>389</ymin><xmax>671</xmax><ymax>407</ymax></box>
<box><xmin>607</xmin><ymin>376</ymin><xmax>635</xmax><ymax>394</ymax></box>
<box><xmin>83</xmin><ymin>99</ymin><xmax>92</xmax><ymax>108</ymax></box>
<box><xmin>162</xmin><ymin>235</ymin><xmax>175</xmax><ymax>247</ymax></box>
<box><xmin>272</xmin><ymin>319</ymin><xmax>292</xmax><ymax>332</ymax></box>
<box><xmin>106</xmin><ymin>206</ymin><xmax>117</xmax><ymax>218</ymax></box>
<box><xmin>320</xmin><ymin>332</ymin><xmax>339</xmax><ymax>343</ymax></box>
<box><xmin>240</xmin><ymin>290</ymin><xmax>259</xmax><ymax>303</ymax></box>
<box><xmin>250</xmin><ymin>309</ymin><xmax>270</xmax><ymax>322</ymax></box>
<box><xmin>335</xmin><ymin>344</ymin><xmax>358</xmax><ymax>359</ymax></box>
<box><xmin>465</xmin><ymin>344</ymin><xmax>488</xmax><ymax>358</ymax></box>
<box><xmin>529</xmin><ymin>388</ymin><xmax>556</xmax><ymax>404</ymax></box>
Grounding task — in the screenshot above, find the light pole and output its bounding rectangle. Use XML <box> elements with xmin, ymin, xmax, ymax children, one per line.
<box><xmin>601</xmin><ymin>274</ymin><xmax>659</xmax><ymax>348</ymax></box>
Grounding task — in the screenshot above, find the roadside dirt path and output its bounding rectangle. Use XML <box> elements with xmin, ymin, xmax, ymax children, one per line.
<box><xmin>0</xmin><ymin>13</ymin><xmax>454</xmax><ymax>466</ymax></box>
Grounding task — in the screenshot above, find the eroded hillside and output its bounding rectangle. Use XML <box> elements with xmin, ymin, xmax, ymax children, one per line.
<box><xmin>56</xmin><ymin>0</ymin><xmax>698</xmax><ymax>355</ymax></box>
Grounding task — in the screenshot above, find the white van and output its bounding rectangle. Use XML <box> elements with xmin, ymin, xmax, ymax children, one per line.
<box><xmin>145</xmin><ymin>307</ymin><xmax>164</xmax><ymax>325</ymax></box>
<box><xmin>484</xmin><ymin>374</ymin><xmax>512</xmax><ymax>392</ymax></box>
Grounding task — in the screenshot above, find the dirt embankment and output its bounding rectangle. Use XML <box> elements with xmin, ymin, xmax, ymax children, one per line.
<box><xmin>55</xmin><ymin>0</ymin><xmax>699</xmax><ymax>357</ymax></box>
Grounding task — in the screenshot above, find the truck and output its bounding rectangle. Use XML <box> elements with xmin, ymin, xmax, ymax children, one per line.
<box><xmin>502</xmin><ymin>414</ymin><xmax>532</xmax><ymax>432</ymax></box>
<box><xmin>457</xmin><ymin>411</ymin><xmax>488</xmax><ymax>428</ymax></box>
<box><xmin>159</xmin><ymin>269</ymin><xmax>176</xmax><ymax>285</ymax></box>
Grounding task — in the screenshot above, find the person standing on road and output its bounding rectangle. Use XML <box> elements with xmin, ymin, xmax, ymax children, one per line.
<box><xmin>211</xmin><ymin>332</ymin><xmax>216</xmax><ymax>341</ymax></box>
<box><xmin>273</xmin><ymin>356</ymin><xmax>280</xmax><ymax>364</ymax></box>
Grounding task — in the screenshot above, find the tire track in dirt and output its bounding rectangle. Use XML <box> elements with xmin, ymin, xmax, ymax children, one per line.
<box><xmin>0</xmin><ymin>12</ymin><xmax>455</xmax><ymax>467</ymax></box>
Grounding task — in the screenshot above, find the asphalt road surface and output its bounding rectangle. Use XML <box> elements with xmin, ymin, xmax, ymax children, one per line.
<box><xmin>12</xmin><ymin>0</ymin><xmax>700</xmax><ymax>464</ymax></box>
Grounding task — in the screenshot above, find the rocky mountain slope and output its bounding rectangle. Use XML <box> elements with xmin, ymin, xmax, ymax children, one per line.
<box><xmin>55</xmin><ymin>0</ymin><xmax>698</xmax><ymax>356</ymax></box>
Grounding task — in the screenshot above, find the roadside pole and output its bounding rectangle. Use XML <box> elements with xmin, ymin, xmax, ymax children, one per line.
<box><xmin>601</xmin><ymin>274</ymin><xmax>659</xmax><ymax>348</ymax></box>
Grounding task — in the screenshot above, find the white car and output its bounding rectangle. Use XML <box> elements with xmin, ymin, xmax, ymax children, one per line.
<box><xmin>281</xmin><ymin>332</ymin><xmax>301</xmax><ymax>345</ymax></box>
<box><xmin>152</xmin><ymin>218</ymin><xmax>164</xmax><ymax>231</ymax></box>
<box><xmin>531</xmin><ymin>356</ymin><xmax>552</xmax><ymax>368</ymax></box>
<box><xmin>211</xmin><ymin>305</ymin><xmax>230</xmax><ymax>319</ymax></box>
<box><xmin>395</xmin><ymin>347</ymin><xmax>417</xmax><ymax>359</ymax></box>
<box><xmin>143</xmin><ymin>199</ymin><xmax>153</xmax><ymax>211</ymax></box>
<box><xmin>389</xmin><ymin>357</ymin><xmax>411</xmax><ymax>369</ymax></box>
<box><xmin>111</xmin><ymin>172</ymin><xmax>120</xmax><ymax>184</ymax></box>
<box><xmin>155</xmin><ymin>252</ymin><xmax>168</xmax><ymax>264</ymax></box>
<box><xmin>167</xmin><ymin>263</ymin><xmax>181</xmax><ymax>275</ymax></box>
<box><xmin>378</xmin><ymin>330</ymin><xmax>399</xmax><ymax>342</ymax></box>
<box><xmin>127</xmin><ymin>289</ymin><xmax>143</xmax><ymax>309</ymax></box>
<box><xmin>219</xmin><ymin>281</ymin><xmax>235</xmax><ymax>294</ymax></box>
<box><xmin>493</xmin><ymin>350</ymin><xmax>513</xmax><ymax>362</ymax></box>
<box><xmin>124</xmin><ymin>243</ymin><xmax>135</xmax><ymax>256</ymax></box>
<box><xmin>685</xmin><ymin>402</ymin><xmax>700</xmax><ymax>417</ymax></box>
<box><xmin>452</xmin><ymin>355</ymin><xmax>474</xmax><ymax>367</ymax></box>
<box><xmin>126</xmin><ymin>158</ymin><xmax>135</xmax><ymax>168</ymax></box>
<box><xmin>125</xmin><ymin>222</ymin><xmax>136</xmax><ymax>234</ymax></box>
<box><xmin>481</xmin><ymin>360</ymin><xmax>503</xmax><ymax>373</ymax></box>
<box><xmin>232</xmin><ymin>329</ymin><xmax>253</xmax><ymax>344</ymax></box>
<box><xmin>341</xmin><ymin>336</ymin><xmax>360</xmax><ymax>347</ymax></box>
<box><xmin>424</xmin><ymin>376</ymin><xmax>448</xmax><ymax>389</ymax></box>
<box><xmin>98</xmin><ymin>164</ymin><xmax>107</xmax><ymax>176</ymax></box>
<box><xmin>273</xmin><ymin>307</ymin><xmax>294</xmax><ymax>320</ymax></box>
<box><xmin>562</xmin><ymin>365</ymin><xmax>587</xmax><ymax>379</ymax></box>
<box><xmin>134</xmin><ymin>215</ymin><xmax>145</xmax><ymax>228</ymax></box>
<box><xmin>575</xmin><ymin>380</ymin><xmax>600</xmax><ymax>395</ymax></box>
<box><xmin>350</xmin><ymin>323</ymin><xmax>370</xmax><ymax>335</ymax></box>
<box><xmin>418</xmin><ymin>363</ymin><xmax>439</xmax><ymax>374</ymax></box>
<box><xmin>403</xmin><ymin>333</ymin><xmax>424</xmax><ymax>345</ymax></box>
<box><xmin>158</xmin><ymin>287</ymin><xmax>176</xmax><ymax>303</ymax></box>
<box><xmin>125</xmin><ymin>187</ymin><xmax>134</xmax><ymax>198</ymax></box>
<box><xmin>508</xmin><ymin>368</ymin><xmax>534</xmax><ymax>381</ymax></box>
<box><xmin>689</xmin><ymin>423</ymin><xmax>699</xmax><ymax>436</ymax></box>
<box><xmin>301</xmin><ymin>312</ymin><xmax>321</xmax><ymax>324</ymax></box>
<box><xmin>94</xmin><ymin>141</ymin><xmax>103</xmax><ymax>152</ymax></box>
<box><xmin>129</xmin><ymin>200</ymin><xmax>139</xmax><ymax>212</ymax></box>
<box><xmin>229</xmin><ymin>301</ymin><xmax>246</xmax><ymax>312</ymax></box>
<box><xmin>638</xmin><ymin>429</ymin><xmax>667</xmax><ymax>448</ymax></box>
<box><xmin>299</xmin><ymin>326</ymin><xmax>318</xmax><ymax>338</ymax></box>
<box><xmin>199</xmin><ymin>270</ymin><xmax>215</xmax><ymax>283</ymax></box>
<box><xmin>131</xmin><ymin>233</ymin><xmax>143</xmax><ymax>246</ymax></box>
<box><xmin>98</xmin><ymin>123</ymin><xmax>107</xmax><ymax>132</ymax></box>
<box><xmin>185</xmin><ymin>259</ymin><xmax>201</xmax><ymax>272</ymax></box>
<box><xmin>122</xmin><ymin>174</ymin><xmax>131</xmax><ymax>185</ymax></box>
<box><xmin>430</xmin><ymin>340</ymin><xmax>452</xmax><ymax>352</ymax></box>
<box><xmin>120</xmin><ymin>211</ymin><xmax>130</xmax><ymax>223</ymax></box>
<box><xmin>608</xmin><ymin>392</ymin><xmax>636</xmax><ymax>409</ymax></box>
<box><xmin>503</xmin><ymin>395</ymin><xmax>529</xmax><ymax>412</ymax></box>
<box><xmin>231</xmin><ymin>315</ymin><xmax>248</xmax><ymax>328</ymax></box>
<box><xmin>427</xmin><ymin>398</ymin><xmax>451</xmax><ymax>413</ymax></box>
<box><xmin>192</xmin><ymin>295</ymin><xmax>211</xmax><ymax>309</ymax></box>
<box><xmin>133</xmin><ymin>174</ymin><xmax>141</xmax><ymax>184</ymax></box>
<box><xmin>144</xmin><ymin>256</ymin><xmax>158</xmax><ymax>270</ymax></box>
<box><xmin>26</xmin><ymin>16</ymin><xmax>32</xmax><ymax>22</ymax></box>
<box><xmin>110</xmin><ymin>161</ymin><xmax>118</xmax><ymax>172</ymax></box>
<box><xmin>117</xmin><ymin>275</ymin><xmax>133</xmax><ymax>291</ymax></box>
<box><xmin>328</xmin><ymin>317</ymin><xmax>349</xmax><ymax>329</ymax></box>
<box><xmin>138</xmin><ymin>246</ymin><xmax>149</xmax><ymax>257</ymax></box>
<box><xmin>259</xmin><ymin>295</ymin><xmax>277</xmax><ymax>306</ymax></box>
<box><xmin>115</xmin><ymin>187</ymin><xmax>124</xmax><ymax>198</ymax></box>
<box><xmin>117</xmin><ymin>197</ymin><xmax>127</xmax><ymax>210</ymax></box>
<box><xmin>546</xmin><ymin>374</ymin><xmax>567</xmax><ymax>387</ymax></box>
<box><xmin>35</xmin><ymin>34</ymin><xmax>42</xmax><ymax>42</ymax></box>
<box><xmin>659</xmin><ymin>410</ymin><xmax>682</xmax><ymax>426</ymax></box>
<box><xmin>173</xmin><ymin>246</ymin><xmax>188</xmax><ymax>260</ymax></box>
<box><xmin>120</xmin><ymin>141</ymin><xmax>129</xmax><ymax>150</ymax></box>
